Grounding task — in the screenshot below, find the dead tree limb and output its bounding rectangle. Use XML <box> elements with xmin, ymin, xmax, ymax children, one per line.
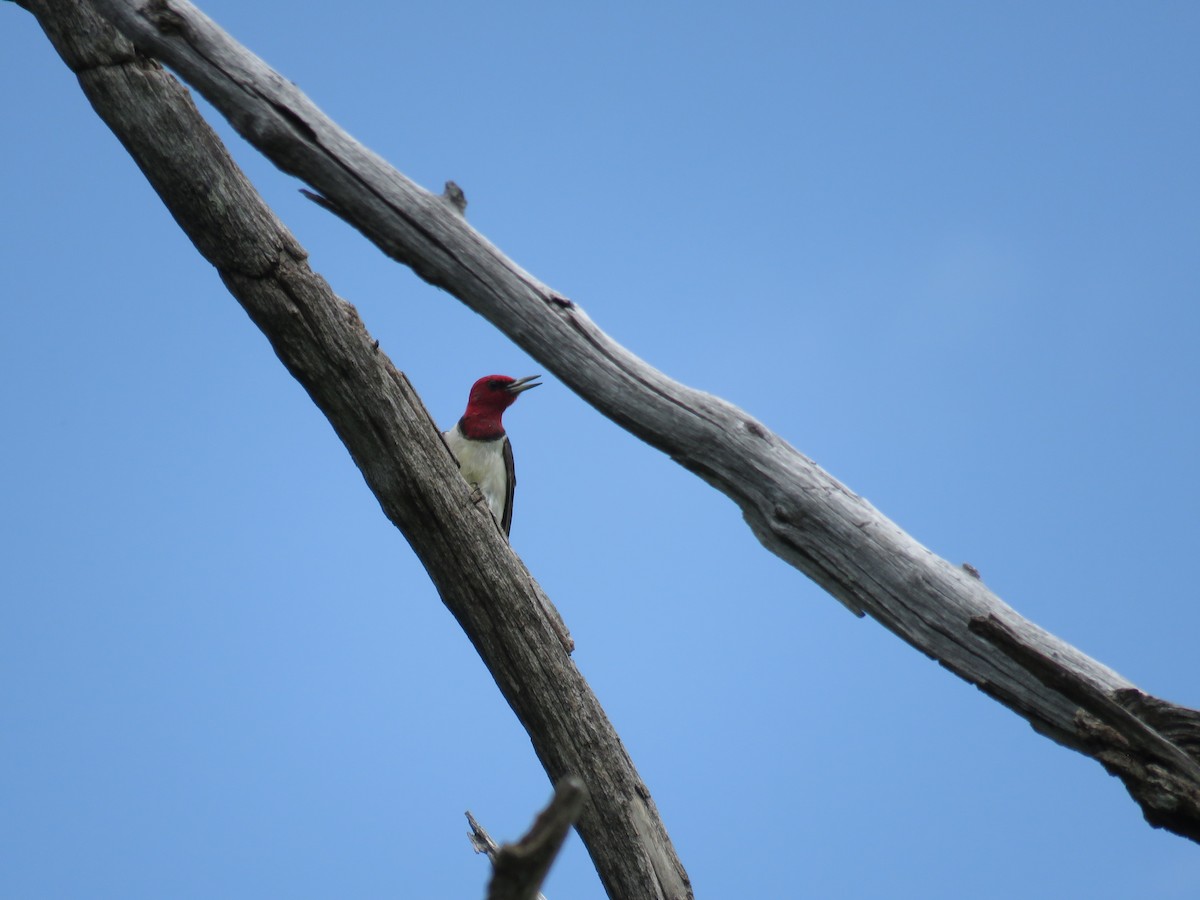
<box><xmin>468</xmin><ymin>777</ymin><xmax>587</xmax><ymax>900</ymax></box>
<box><xmin>17</xmin><ymin>2</ymin><xmax>691</xmax><ymax>897</ymax></box>
<box><xmin>78</xmin><ymin>0</ymin><xmax>1200</xmax><ymax>843</ymax></box>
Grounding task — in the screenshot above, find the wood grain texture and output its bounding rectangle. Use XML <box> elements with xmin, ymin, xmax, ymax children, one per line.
<box><xmin>42</xmin><ymin>0</ymin><xmax>1200</xmax><ymax>849</ymax></box>
<box><xmin>21</xmin><ymin>2</ymin><xmax>691</xmax><ymax>896</ymax></box>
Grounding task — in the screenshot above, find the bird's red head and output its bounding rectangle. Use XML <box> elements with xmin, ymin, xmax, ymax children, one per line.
<box><xmin>458</xmin><ymin>374</ymin><xmax>541</xmax><ymax>439</ymax></box>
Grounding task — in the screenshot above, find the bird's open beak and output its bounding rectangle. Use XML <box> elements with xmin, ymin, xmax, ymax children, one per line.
<box><xmin>506</xmin><ymin>375</ymin><xmax>542</xmax><ymax>395</ymax></box>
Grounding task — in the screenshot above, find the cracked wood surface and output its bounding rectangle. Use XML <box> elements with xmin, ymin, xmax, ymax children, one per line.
<box><xmin>31</xmin><ymin>0</ymin><xmax>1200</xmax><ymax>853</ymax></box>
<box><xmin>19</xmin><ymin>2</ymin><xmax>692</xmax><ymax>897</ymax></box>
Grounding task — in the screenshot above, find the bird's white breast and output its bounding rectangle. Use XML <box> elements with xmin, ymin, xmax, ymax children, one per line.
<box><xmin>443</xmin><ymin>423</ymin><xmax>509</xmax><ymax>526</ymax></box>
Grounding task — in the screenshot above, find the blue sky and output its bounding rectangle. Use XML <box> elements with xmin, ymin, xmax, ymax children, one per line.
<box><xmin>3</xmin><ymin>2</ymin><xmax>1199</xmax><ymax>897</ymax></box>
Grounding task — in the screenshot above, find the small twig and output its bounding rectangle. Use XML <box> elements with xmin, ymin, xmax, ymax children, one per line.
<box><xmin>466</xmin><ymin>810</ymin><xmax>500</xmax><ymax>861</ymax></box>
<box><xmin>441</xmin><ymin>180</ymin><xmax>467</xmax><ymax>216</ymax></box>
<box><xmin>467</xmin><ymin>776</ymin><xmax>588</xmax><ymax>900</ymax></box>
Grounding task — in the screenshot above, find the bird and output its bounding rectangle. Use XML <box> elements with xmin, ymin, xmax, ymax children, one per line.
<box><xmin>443</xmin><ymin>374</ymin><xmax>541</xmax><ymax>535</ymax></box>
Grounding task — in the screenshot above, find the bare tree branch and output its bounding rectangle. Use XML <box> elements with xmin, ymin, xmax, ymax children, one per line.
<box><xmin>17</xmin><ymin>2</ymin><xmax>691</xmax><ymax>896</ymax></box>
<box><xmin>468</xmin><ymin>777</ymin><xmax>587</xmax><ymax>900</ymax></box>
<box><xmin>77</xmin><ymin>0</ymin><xmax>1200</xmax><ymax>843</ymax></box>
<box><xmin>971</xmin><ymin>615</ymin><xmax>1200</xmax><ymax>837</ymax></box>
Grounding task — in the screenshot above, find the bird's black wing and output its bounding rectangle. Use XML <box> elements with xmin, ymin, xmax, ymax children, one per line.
<box><xmin>501</xmin><ymin>436</ymin><xmax>515</xmax><ymax>536</ymax></box>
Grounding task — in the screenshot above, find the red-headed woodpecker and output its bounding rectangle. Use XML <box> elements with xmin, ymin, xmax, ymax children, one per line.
<box><xmin>443</xmin><ymin>374</ymin><xmax>541</xmax><ymax>535</ymax></box>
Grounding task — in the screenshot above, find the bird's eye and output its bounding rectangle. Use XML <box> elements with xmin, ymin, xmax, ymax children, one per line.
<box><xmin>488</xmin><ymin>379</ymin><xmax>502</xmax><ymax>389</ymax></box>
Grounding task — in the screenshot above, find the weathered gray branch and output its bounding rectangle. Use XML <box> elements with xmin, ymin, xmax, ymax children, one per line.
<box><xmin>78</xmin><ymin>0</ymin><xmax>1200</xmax><ymax>843</ymax></box>
<box><xmin>467</xmin><ymin>812</ymin><xmax>502</xmax><ymax>864</ymax></box>
<box><xmin>468</xmin><ymin>777</ymin><xmax>587</xmax><ymax>900</ymax></box>
<box><xmin>18</xmin><ymin>2</ymin><xmax>691</xmax><ymax>897</ymax></box>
